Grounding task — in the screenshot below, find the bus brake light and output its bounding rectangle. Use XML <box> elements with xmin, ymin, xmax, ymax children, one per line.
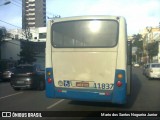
<box><xmin>116</xmin><ymin>81</ymin><xmax>122</xmax><ymax>87</ymax></box>
<box><xmin>48</xmin><ymin>78</ymin><xmax>52</xmax><ymax>83</ymax></box>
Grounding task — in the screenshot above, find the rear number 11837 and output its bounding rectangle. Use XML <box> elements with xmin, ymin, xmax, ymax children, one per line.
<box><xmin>94</xmin><ymin>83</ymin><xmax>114</xmax><ymax>90</ymax></box>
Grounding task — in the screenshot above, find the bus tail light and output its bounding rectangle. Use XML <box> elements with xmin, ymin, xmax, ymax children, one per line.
<box><xmin>115</xmin><ymin>71</ymin><xmax>124</xmax><ymax>87</ymax></box>
<box><xmin>116</xmin><ymin>73</ymin><xmax>123</xmax><ymax>87</ymax></box>
<box><xmin>47</xmin><ymin>78</ymin><xmax>52</xmax><ymax>83</ymax></box>
<box><xmin>116</xmin><ymin>81</ymin><xmax>122</xmax><ymax>87</ymax></box>
<box><xmin>46</xmin><ymin>69</ymin><xmax>53</xmax><ymax>84</ymax></box>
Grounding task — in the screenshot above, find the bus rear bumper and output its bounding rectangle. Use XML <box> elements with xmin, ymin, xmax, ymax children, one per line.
<box><xmin>46</xmin><ymin>88</ymin><xmax>126</xmax><ymax>104</ymax></box>
<box><xmin>45</xmin><ymin>68</ymin><xmax>127</xmax><ymax>104</ymax></box>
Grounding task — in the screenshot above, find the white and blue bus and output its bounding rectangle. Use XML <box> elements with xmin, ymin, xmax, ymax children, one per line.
<box><xmin>45</xmin><ymin>15</ymin><xmax>132</xmax><ymax>104</ymax></box>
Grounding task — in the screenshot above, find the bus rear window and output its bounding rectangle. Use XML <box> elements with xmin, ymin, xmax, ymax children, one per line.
<box><xmin>52</xmin><ymin>20</ymin><xmax>118</xmax><ymax>48</ymax></box>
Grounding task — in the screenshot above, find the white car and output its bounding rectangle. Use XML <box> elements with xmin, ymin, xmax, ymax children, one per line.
<box><xmin>134</xmin><ymin>63</ymin><xmax>140</xmax><ymax>67</ymax></box>
<box><xmin>145</xmin><ymin>63</ymin><xmax>160</xmax><ymax>79</ymax></box>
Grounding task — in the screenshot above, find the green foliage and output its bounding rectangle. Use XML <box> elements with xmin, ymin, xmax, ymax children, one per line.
<box><xmin>0</xmin><ymin>28</ymin><xmax>6</xmax><ymax>42</ymax></box>
<box><xmin>132</xmin><ymin>34</ymin><xmax>143</xmax><ymax>63</ymax></box>
<box><xmin>147</xmin><ymin>41</ymin><xmax>158</xmax><ymax>58</ymax></box>
<box><xmin>0</xmin><ymin>30</ymin><xmax>2</xmax><ymax>41</ymax></box>
<box><xmin>132</xmin><ymin>34</ymin><xmax>143</xmax><ymax>50</ymax></box>
<box><xmin>18</xmin><ymin>40</ymin><xmax>37</xmax><ymax>64</ymax></box>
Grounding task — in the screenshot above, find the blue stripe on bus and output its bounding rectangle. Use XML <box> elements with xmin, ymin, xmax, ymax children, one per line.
<box><xmin>45</xmin><ymin>68</ymin><xmax>126</xmax><ymax>104</ymax></box>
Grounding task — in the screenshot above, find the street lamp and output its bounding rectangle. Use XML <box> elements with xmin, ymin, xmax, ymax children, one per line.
<box><xmin>0</xmin><ymin>1</ymin><xmax>11</xmax><ymax>6</ymax></box>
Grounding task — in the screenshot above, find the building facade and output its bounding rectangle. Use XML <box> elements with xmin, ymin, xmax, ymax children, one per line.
<box><xmin>22</xmin><ymin>0</ymin><xmax>46</xmax><ymax>29</ymax></box>
<box><xmin>7</xmin><ymin>27</ymin><xmax>46</xmax><ymax>42</ymax></box>
<box><xmin>140</xmin><ymin>27</ymin><xmax>160</xmax><ymax>63</ymax></box>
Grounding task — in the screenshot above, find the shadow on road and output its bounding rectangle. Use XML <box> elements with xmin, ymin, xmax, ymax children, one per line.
<box><xmin>125</xmin><ymin>73</ymin><xmax>141</xmax><ymax>108</ymax></box>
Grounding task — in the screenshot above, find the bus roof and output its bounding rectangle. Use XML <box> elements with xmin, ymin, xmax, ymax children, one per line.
<box><xmin>50</xmin><ymin>15</ymin><xmax>126</xmax><ymax>23</ymax></box>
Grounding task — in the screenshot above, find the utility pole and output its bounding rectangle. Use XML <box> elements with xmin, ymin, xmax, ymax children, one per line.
<box><xmin>146</xmin><ymin>27</ymin><xmax>152</xmax><ymax>63</ymax></box>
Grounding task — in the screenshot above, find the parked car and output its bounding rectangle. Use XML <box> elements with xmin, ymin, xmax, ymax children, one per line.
<box><xmin>10</xmin><ymin>64</ymin><xmax>45</xmax><ymax>91</ymax></box>
<box><xmin>145</xmin><ymin>63</ymin><xmax>160</xmax><ymax>79</ymax></box>
<box><xmin>134</xmin><ymin>63</ymin><xmax>140</xmax><ymax>67</ymax></box>
<box><xmin>2</xmin><ymin>67</ymin><xmax>15</xmax><ymax>81</ymax></box>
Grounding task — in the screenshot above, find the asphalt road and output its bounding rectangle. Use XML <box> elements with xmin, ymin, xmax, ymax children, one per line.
<box><xmin>0</xmin><ymin>67</ymin><xmax>160</xmax><ymax>120</ymax></box>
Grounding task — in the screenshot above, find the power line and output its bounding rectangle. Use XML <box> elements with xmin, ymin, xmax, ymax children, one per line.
<box><xmin>0</xmin><ymin>19</ymin><xmax>38</xmax><ymax>40</ymax></box>
<box><xmin>12</xmin><ymin>0</ymin><xmax>22</xmax><ymax>5</ymax></box>
<box><xmin>0</xmin><ymin>19</ymin><xmax>21</xmax><ymax>28</ymax></box>
<box><xmin>11</xmin><ymin>2</ymin><xmax>21</xmax><ymax>7</ymax></box>
<box><xmin>16</xmin><ymin>0</ymin><xmax>22</xmax><ymax>2</ymax></box>
<box><xmin>0</xmin><ymin>19</ymin><xmax>45</xmax><ymax>38</ymax></box>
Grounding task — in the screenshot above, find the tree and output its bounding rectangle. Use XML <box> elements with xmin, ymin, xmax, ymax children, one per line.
<box><xmin>0</xmin><ymin>27</ymin><xmax>7</xmax><ymax>42</ymax></box>
<box><xmin>0</xmin><ymin>27</ymin><xmax>7</xmax><ymax>60</ymax></box>
<box><xmin>147</xmin><ymin>41</ymin><xmax>158</xmax><ymax>61</ymax></box>
<box><xmin>132</xmin><ymin>34</ymin><xmax>143</xmax><ymax>50</ymax></box>
<box><xmin>18</xmin><ymin>40</ymin><xmax>37</xmax><ymax>64</ymax></box>
<box><xmin>132</xmin><ymin>34</ymin><xmax>143</xmax><ymax>63</ymax></box>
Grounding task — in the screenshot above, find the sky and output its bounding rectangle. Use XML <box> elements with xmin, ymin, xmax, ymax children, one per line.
<box><xmin>0</xmin><ymin>0</ymin><xmax>160</xmax><ymax>35</ymax></box>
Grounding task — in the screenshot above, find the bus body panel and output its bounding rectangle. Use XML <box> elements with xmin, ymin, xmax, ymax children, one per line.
<box><xmin>52</xmin><ymin>51</ymin><xmax>117</xmax><ymax>88</ymax></box>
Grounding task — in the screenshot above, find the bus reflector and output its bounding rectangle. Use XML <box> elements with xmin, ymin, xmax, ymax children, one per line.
<box><xmin>105</xmin><ymin>92</ymin><xmax>110</xmax><ymax>96</ymax></box>
<box><xmin>116</xmin><ymin>81</ymin><xmax>122</xmax><ymax>87</ymax></box>
<box><xmin>48</xmin><ymin>78</ymin><xmax>52</xmax><ymax>83</ymax></box>
<box><xmin>57</xmin><ymin>89</ymin><xmax>62</xmax><ymax>92</ymax></box>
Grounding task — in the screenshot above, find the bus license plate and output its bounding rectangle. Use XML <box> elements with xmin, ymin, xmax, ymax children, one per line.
<box><xmin>76</xmin><ymin>82</ymin><xmax>89</xmax><ymax>87</ymax></box>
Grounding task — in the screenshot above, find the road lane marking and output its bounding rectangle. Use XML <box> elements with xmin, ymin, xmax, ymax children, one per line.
<box><xmin>0</xmin><ymin>92</ymin><xmax>23</xmax><ymax>100</ymax></box>
<box><xmin>47</xmin><ymin>99</ymin><xmax>65</xmax><ymax>109</ymax></box>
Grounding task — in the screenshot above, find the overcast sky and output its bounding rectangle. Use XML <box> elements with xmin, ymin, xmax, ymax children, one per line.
<box><xmin>0</xmin><ymin>0</ymin><xmax>160</xmax><ymax>35</ymax></box>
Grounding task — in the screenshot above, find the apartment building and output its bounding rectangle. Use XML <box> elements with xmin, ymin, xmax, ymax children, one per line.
<box><xmin>22</xmin><ymin>0</ymin><xmax>46</xmax><ymax>29</ymax></box>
